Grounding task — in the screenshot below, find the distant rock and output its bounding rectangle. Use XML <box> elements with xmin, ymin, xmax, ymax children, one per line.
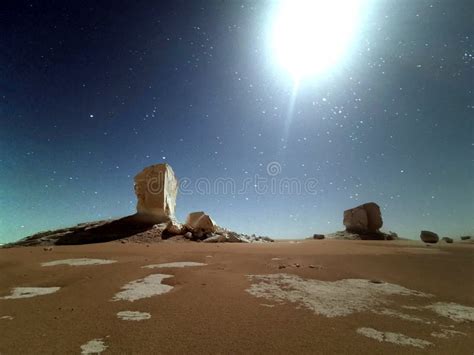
<box><xmin>134</xmin><ymin>164</ymin><xmax>178</xmax><ymax>223</ymax></box>
<box><xmin>312</xmin><ymin>234</ymin><xmax>325</xmax><ymax>240</ymax></box>
<box><xmin>343</xmin><ymin>202</ymin><xmax>383</xmax><ymax>233</ymax></box>
<box><xmin>460</xmin><ymin>236</ymin><xmax>471</xmax><ymax>241</ymax></box>
<box><xmin>420</xmin><ymin>231</ymin><xmax>439</xmax><ymax>244</ymax></box>
<box><xmin>441</xmin><ymin>237</ymin><xmax>453</xmax><ymax>244</ymax></box>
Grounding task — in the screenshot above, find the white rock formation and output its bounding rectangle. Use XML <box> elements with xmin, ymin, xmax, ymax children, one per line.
<box><xmin>185</xmin><ymin>211</ymin><xmax>216</xmax><ymax>233</ymax></box>
<box><xmin>134</xmin><ymin>164</ymin><xmax>178</xmax><ymax>222</ymax></box>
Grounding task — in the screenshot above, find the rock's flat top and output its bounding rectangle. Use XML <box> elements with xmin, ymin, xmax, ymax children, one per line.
<box><xmin>1</xmin><ymin>240</ymin><xmax>473</xmax><ymax>354</ymax></box>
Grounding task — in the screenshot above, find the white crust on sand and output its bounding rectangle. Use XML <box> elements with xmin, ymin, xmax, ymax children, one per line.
<box><xmin>142</xmin><ymin>262</ymin><xmax>206</xmax><ymax>269</ymax></box>
<box><xmin>1</xmin><ymin>287</ymin><xmax>60</xmax><ymax>299</ymax></box>
<box><xmin>356</xmin><ymin>327</ymin><xmax>432</xmax><ymax>348</ymax></box>
<box><xmin>117</xmin><ymin>311</ymin><xmax>151</xmax><ymax>321</ymax></box>
<box><xmin>431</xmin><ymin>329</ymin><xmax>466</xmax><ymax>339</ymax></box>
<box><xmin>112</xmin><ymin>274</ymin><xmax>173</xmax><ymax>302</ymax></box>
<box><xmin>426</xmin><ymin>302</ymin><xmax>474</xmax><ymax>323</ymax></box>
<box><xmin>41</xmin><ymin>258</ymin><xmax>117</xmax><ymax>267</ymax></box>
<box><xmin>80</xmin><ymin>338</ymin><xmax>108</xmax><ymax>354</ymax></box>
<box><xmin>246</xmin><ymin>274</ymin><xmax>431</xmax><ymax>317</ymax></box>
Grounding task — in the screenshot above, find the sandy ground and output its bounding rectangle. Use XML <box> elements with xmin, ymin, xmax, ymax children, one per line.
<box><xmin>0</xmin><ymin>239</ymin><xmax>473</xmax><ymax>354</ymax></box>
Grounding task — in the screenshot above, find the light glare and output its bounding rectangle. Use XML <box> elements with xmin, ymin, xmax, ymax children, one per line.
<box><xmin>272</xmin><ymin>0</ymin><xmax>364</xmax><ymax>79</ymax></box>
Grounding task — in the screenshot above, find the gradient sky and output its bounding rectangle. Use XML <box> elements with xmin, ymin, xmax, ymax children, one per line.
<box><xmin>1</xmin><ymin>0</ymin><xmax>473</xmax><ymax>243</ymax></box>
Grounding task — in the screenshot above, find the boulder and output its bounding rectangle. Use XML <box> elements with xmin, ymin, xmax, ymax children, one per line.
<box><xmin>460</xmin><ymin>236</ymin><xmax>471</xmax><ymax>241</ymax></box>
<box><xmin>343</xmin><ymin>202</ymin><xmax>383</xmax><ymax>233</ymax></box>
<box><xmin>185</xmin><ymin>211</ymin><xmax>216</xmax><ymax>234</ymax></box>
<box><xmin>313</xmin><ymin>234</ymin><xmax>325</xmax><ymax>240</ymax></box>
<box><xmin>134</xmin><ymin>164</ymin><xmax>178</xmax><ymax>223</ymax></box>
<box><xmin>165</xmin><ymin>220</ymin><xmax>184</xmax><ymax>235</ymax></box>
<box><xmin>441</xmin><ymin>237</ymin><xmax>453</xmax><ymax>244</ymax></box>
<box><xmin>420</xmin><ymin>230</ymin><xmax>439</xmax><ymax>244</ymax></box>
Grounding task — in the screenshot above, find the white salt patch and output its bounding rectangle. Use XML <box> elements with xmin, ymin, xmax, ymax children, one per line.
<box><xmin>117</xmin><ymin>311</ymin><xmax>151</xmax><ymax>321</ymax></box>
<box><xmin>80</xmin><ymin>338</ymin><xmax>108</xmax><ymax>354</ymax></box>
<box><xmin>373</xmin><ymin>308</ymin><xmax>430</xmax><ymax>324</ymax></box>
<box><xmin>260</xmin><ymin>304</ymin><xmax>275</xmax><ymax>308</ymax></box>
<box><xmin>246</xmin><ymin>274</ymin><xmax>431</xmax><ymax>317</ymax></box>
<box><xmin>112</xmin><ymin>274</ymin><xmax>173</xmax><ymax>302</ymax></box>
<box><xmin>1</xmin><ymin>287</ymin><xmax>60</xmax><ymax>299</ymax></box>
<box><xmin>206</xmin><ymin>255</ymin><xmax>213</xmax><ymax>258</ymax></box>
<box><xmin>42</xmin><ymin>258</ymin><xmax>116</xmax><ymax>267</ymax></box>
<box><xmin>430</xmin><ymin>329</ymin><xmax>466</xmax><ymax>339</ymax></box>
<box><xmin>271</xmin><ymin>258</ymin><xmax>282</xmax><ymax>261</ymax></box>
<box><xmin>1</xmin><ymin>315</ymin><xmax>14</xmax><ymax>320</ymax></box>
<box><xmin>142</xmin><ymin>262</ymin><xmax>206</xmax><ymax>269</ymax></box>
<box><xmin>356</xmin><ymin>327</ymin><xmax>432</xmax><ymax>349</ymax></box>
<box><xmin>426</xmin><ymin>302</ymin><xmax>474</xmax><ymax>323</ymax></box>
<box><xmin>401</xmin><ymin>305</ymin><xmax>421</xmax><ymax>310</ymax></box>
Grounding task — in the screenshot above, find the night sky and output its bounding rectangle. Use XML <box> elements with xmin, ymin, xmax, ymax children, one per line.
<box><xmin>1</xmin><ymin>0</ymin><xmax>473</xmax><ymax>243</ymax></box>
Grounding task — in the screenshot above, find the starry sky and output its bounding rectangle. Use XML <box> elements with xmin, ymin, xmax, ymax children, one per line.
<box><xmin>1</xmin><ymin>0</ymin><xmax>473</xmax><ymax>243</ymax></box>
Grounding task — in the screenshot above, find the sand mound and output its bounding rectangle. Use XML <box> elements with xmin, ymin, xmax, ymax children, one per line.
<box><xmin>246</xmin><ymin>274</ymin><xmax>431</xmax><ymax>317</ymax></box>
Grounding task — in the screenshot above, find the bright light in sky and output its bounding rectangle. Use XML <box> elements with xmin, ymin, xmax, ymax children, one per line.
<box><xmin>271</xmin><ymin>0</ymin><xmax>365</xmax><ymax>79</ymax></box>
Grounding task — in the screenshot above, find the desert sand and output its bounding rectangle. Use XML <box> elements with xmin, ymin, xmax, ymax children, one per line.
<box><xmin>1</xmin><ymin>239</ymin><xmax>473</xmax><ymax>354</ymax></box>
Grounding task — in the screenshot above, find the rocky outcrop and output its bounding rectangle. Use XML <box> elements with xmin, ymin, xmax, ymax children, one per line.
<box><xmin>4</xmin><ymin>163</ymin><xmax>274</xmax><ymax>247</ymax></box>
<box><xmin>441</xmin><ymin>237</ymin><xmax>453</xmax><ymax>244</ymax></box>
<box><xmin>313</xmin><ymin>234</ymin><xmax>325</xmax><ymax>240</ymax></box>
<box><xmin>460</xmin><ymin>236</ymin><xmax>471</xmax><ymax>241</ymax></box>
<box><xmin>134</xmin><ymin>164</ymin><xmax>178</xmax><ymax>223</ymax></box>
<box><xmin>420</xmin><ymin>231</ymin><xmax>439</xmax><ymax>244</ymax></box>
<box><xmin>343</xmin><ymin>202</ymin><xmax>383</xmax><ymax>233</ymax></box>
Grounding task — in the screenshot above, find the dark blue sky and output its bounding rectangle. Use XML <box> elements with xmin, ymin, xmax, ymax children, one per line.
<box><xmin>1</xmin><ymin>0</ymin><xmax>473</xmax><ymax>243</ymax></box>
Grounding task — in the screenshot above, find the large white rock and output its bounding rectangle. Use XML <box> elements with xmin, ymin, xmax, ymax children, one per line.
<box><xmin>134</xmin><ymin>164</ymin><xmax>178</xmax><ymax>223</ymax></box>
<box><xmin>185</xmin><ymin>211</ymin><xmax>216</xmax><ymax>233</ymax></box>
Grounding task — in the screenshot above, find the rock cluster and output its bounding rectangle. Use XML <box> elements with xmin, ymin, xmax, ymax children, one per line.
<box><xmin>154</xmin><ymin>213</ymin><xmax>273</xmax><ymax>243</ymax></box>
<box><xmin>133</xmin><ymin>165</ymin><xmax>272</xmax><ymax>243</ymax></box>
